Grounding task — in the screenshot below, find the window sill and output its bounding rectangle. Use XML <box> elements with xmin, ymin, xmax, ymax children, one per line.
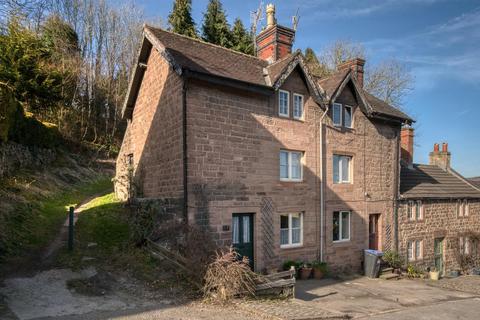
<box><xmin>333</xmin><ymin>182</ymin><xmax>352</xmax><ymax>185</ymax></box>
<box><xmin>280</xmin><ymin>244</ymin><xmax>303</xmax><ymax>249</ymax></box>
<box><xmin>280</xmin><ymin>178</ymin><xmax>303</xmax><ymax>183</ymax></box>
<box><xmin>279</xmin><ymin>113</ymin><xmax>289</xmax><ymax>118</ymax></box>
<box><xmin>333</xmin><ymin>239</ymin><xmax>350</xmax><ymax>244</ymax></box>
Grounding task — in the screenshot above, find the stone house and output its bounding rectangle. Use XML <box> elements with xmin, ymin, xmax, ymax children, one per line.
<box><xmin>115</xmin><ymin>4</ymin><xmax>418</xmax><ymax>273</ymax></box>
<box><xmin>398</xmin><ymin>135</ymin><xmax>480</xmax><ymax>274</ymax></box>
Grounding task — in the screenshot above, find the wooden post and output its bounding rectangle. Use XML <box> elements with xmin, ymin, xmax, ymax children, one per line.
<box><xmin>68</xmin><ymin>206</ymin><xmax>74</xmax><ymax>251</ymax></box>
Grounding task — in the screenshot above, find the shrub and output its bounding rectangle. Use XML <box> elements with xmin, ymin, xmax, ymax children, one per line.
<box><xmin>407</xmin><ymin>264</ymin><xmax>423</xmax><ymax>278</ymax></box>
<box><xmin>312</xmin><ymin>261</ymin><xmax>328</xmax><ymax>273</ymax></box>
<box><xmin>382</xmin><ymin>250</ymin><xmax>403</xmax><ymax>269</ymax></box>
<box><xmin>203</xmin><ymin>247</ymin><xmax>260</xmax><ymax>303</ymax></box>
<box><xmin>282</xmin><ymin>260</ymin><xmax>302</xmax><ymax>271</ymax></box>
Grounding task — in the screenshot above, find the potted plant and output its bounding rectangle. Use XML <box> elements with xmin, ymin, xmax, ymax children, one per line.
<box><xmin>312</xmin><ymin>261</ymin><xmax>328</xmax><ymax>279</ymax></box>
<box><xmin>299</xmin><ymin>263</ymin><xmax>312</xmax><ymax>280</ymax></box>
<box><xmin>429</xmin><ymin>267</ymin><xmax>440</xmax><ymax>280</ymax></box>
<box><xmin>282</xmin><ymin>260</ymin><xmax>302</xmax><ymax>278</ymax></box>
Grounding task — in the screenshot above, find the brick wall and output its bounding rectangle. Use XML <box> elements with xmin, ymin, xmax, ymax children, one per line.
<box><xmin>398</xmin><ymin>199</ymin><xmax>480</xmax><ymax>273</ymax></box>
<box><xmin>186</xmin><ymin>68</ymin><xmax>321</xmax><ymax>271</ymax></box>
<box><xmin>115</xmin><ymin>48</ymin><xmax>184</xmax><ymax>202</ymax></box>
<box><xmin>324</xmin><ymin>82</ymin><xmax>400</xmax><ymax>272</ymax></box>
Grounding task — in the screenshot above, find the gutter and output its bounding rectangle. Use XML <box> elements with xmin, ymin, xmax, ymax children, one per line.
<box><xmin>319</xmin><ymin>104</ymin><xmax>330</xmax><ymax>261</ymax></box>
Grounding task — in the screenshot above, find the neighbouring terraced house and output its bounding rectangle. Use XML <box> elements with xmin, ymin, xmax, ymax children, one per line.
<box><xmin>115</xmin><ymin>4</ymin><xmax>480</xmax><ymax>274</ymax></box>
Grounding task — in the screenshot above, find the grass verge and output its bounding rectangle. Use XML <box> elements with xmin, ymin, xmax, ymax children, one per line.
<box><xmin>58</xmin><ymin>193</ymin><xmax>184</xmax><ymax>291</ymax></box>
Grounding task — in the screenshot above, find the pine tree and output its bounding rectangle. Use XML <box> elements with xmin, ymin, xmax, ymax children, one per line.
<box><xmin>231</xmin><ymin>18</ymin><xmax>253</xmax><ymax>55</ymax></box>
<box><xmin>304</xmin><ymin>48</ymin><xmax>329</xmax><ymax>77</ymax></box>
<box><xmin>201</xmin><ymin>0</ymin><xmax>231</xmax><ymax>48</ymax></box>
<box><xmin>168</xmin><ymin>0</ymin><xmax>198</xmax><ymax>38</ymax></box>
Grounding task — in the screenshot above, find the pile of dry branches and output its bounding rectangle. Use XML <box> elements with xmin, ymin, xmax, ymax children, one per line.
<box><xmin>203</xmin><ymin>247</ymin><xmax>260</xmax><ymax>302</ymax></box>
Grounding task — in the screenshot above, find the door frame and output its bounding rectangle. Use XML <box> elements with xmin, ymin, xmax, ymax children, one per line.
<box><xmin>434</xmin><ymin>237</ymin><xmax>445</xmax><ymax>275</ymax></box>
<box><xmin>368</xmin><ymin>213</ymin><xmax>381</xmax><ymax>250</ymax></box>
<box><xmin>232</xmin><ymin>212</ymin><xmax>255</xmax><ymax>269</ymax></box>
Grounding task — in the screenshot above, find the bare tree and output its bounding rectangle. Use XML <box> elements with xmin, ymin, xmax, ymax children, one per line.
<box><xmin>310</xmin><ymin>40</ymin><xmax>413</xmax><ymax>108</ymax></box>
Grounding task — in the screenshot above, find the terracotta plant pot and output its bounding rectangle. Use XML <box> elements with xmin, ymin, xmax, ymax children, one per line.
<box><xmin>300</xmin><ymin>267</ymin><xmax>312</xmax><ymax>280</ymax></box>
<box><xmin>313</xmin><ymin>268</ymin><xmax>324</xmax><ymax>279</ymax></box>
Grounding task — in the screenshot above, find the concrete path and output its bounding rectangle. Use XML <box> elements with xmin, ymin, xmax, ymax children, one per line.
<box><xmin>365</xmin><ymin>297</ymin><xmax>480</xmax><ymax>319</ymax></box>
<box><xmin>295</xmin><ymin>276</ymin><xmax>480</xmax><ymax>319</ymax></box>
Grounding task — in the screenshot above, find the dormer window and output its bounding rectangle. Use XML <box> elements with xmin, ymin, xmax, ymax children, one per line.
<box><xmin>333</xmin><ymin>103</ymin><xmax>342</xmax><ymax>126</ymax></box>
<box><xmin>279</xmin><ymin>90</ymin><xmax>289</xmax><ymax>117</ymax></box>
<box><xmin>333</xmin><ymin>103</ymin><xmax>353</xmax><ymax>128</ymax></box>
<box><xmin>293</xmin><ymin>94</ymin><xmax>304</xmax><ymax>120</ymax></box>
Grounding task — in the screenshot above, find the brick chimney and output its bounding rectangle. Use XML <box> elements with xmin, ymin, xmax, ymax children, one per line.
<box><xmin>256</xmin><ymin>4</ymin><xmax>295</xmax><ymax>63</ymax></box>
<box><xmin>429</xmin><ymin>142</ymin><xmax>451</xmax><ymax>170</ymax></box>
<box><xmin>400</xmin><ymin>127</ymin><xmax>414</xmax><ymax>167</ymax></box>
<box><xmin>338</xmin><ymin>58</ymin><xmax>366</xmax><ymax>87</ymax></box>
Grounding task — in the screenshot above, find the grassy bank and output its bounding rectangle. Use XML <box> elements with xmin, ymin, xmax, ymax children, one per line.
<box><xmin>59</xmin><ymin>193</ymin><xmax>184</xmax><ymax>291</ymax></box>
<box><xmin>0</xmin><ymin>176</ymin><xmax>113</xmax><ymax>264</ymax></box>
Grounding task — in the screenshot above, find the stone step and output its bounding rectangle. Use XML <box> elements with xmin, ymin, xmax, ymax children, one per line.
<box><xmin>380</xmin><ymin>267</ymin><xmax>393</xmax><ymax>274</ymax></box>
<box><xmin>380</xmin><ymin>273</ymin><xmax>400</xmax><ymax>280</ymax></box>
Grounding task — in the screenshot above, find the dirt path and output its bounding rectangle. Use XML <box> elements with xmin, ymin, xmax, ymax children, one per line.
<box><xmin>41</xmin><ymin>193</ymin><xmax>105</xmax><ymax>267</ymax></box>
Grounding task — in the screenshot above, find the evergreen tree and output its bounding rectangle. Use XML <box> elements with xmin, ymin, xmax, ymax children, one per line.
<box><xmin>168</xmin><ymin>0</ymin><xmax>197</xmax><ymax>38</ymax></box>
<box><xmin>231</xmin><ymin>18</ymin><xmax>253</xmax><ymax>55</ymax></box>
<box><xmin>201</xmin><ymin>0</ymin><xmax>231</xmax><ymax>47</ymax></box>
<box><xmin>304</xmin><ymin>47</ymin><xmax>329</xmax><ymax>77</ymax></box>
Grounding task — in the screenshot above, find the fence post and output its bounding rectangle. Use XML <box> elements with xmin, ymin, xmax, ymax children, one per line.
<box><xmin>68</xmin><ymin>206</ymin><xmax>74</xmax><ymax>251</ymax></box>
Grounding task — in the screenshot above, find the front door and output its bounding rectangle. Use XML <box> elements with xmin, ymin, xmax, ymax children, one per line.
<box><xmin>232</xmin><ymin>213</ymin><xmax>254</xmax><ymax>268</ymax></box>
<box><xmin>434</xmin><ymin>238</ymin><xmax>444</xmax><ymax>275</ymax></box>
<box><xmin>369</xmin><ymin>214</ymin><xmax>380</xmax><ymax>250</ymax></box>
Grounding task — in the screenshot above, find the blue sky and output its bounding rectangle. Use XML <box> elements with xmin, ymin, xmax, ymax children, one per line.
<box><xmin>140</xmin><ymin>0</ymin><xmax>480</xmax><ymax>177</ymax></box>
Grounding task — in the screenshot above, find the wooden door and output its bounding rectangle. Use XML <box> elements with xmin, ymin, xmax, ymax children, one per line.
<box><xmin>232</xmin><ymin>213</ymin><xmax>254</xmax><ymax>268</ymax></box>
<box><xmin>434</xmin><ymin>238</ymin><xmax>444</xmax><ymax>274</ymax></box>
<box><xmin>369</xmin><ymin>214</ymin><xmax>380</xmax><ymax>250</ymax></box>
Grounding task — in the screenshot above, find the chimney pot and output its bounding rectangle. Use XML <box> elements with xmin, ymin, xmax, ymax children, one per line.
<box><xmin>430</xmin><ymin>142</ymin><xmax>451</xmax><ymax>170</ymax></box>
<box><xmin>266</xmin><ymin>4</ymin><xmax>276</xmax><ymax>28</ymax></box>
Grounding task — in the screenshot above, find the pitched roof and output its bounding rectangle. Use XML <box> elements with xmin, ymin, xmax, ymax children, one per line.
<box><xmin>317</xmin><ymin>69</ymin><xmax>350</xmax><ymax>98</ymax></box>
<box><xmin>145</xmin><ymin>26</ymin><xmax>268</xmax><ymax>86</ymax></box>
<box><xmin>400</xmin><ymin>164</ymin><xmax>480</xmax><ymax>199</ymax></box>
<box><xmin>364</xmin><ymin>92</ymin><xmax>413</xmax><ymax>123</ymax></box>
<box><xmin>316</xmin><ymin>70</ymin><xmax>413</xmax><ymax>124</ymax></box>
<box><xmin>469</xmin><ymin>177</ymin><xmax>480</xmax><ymax>189</ymax></box>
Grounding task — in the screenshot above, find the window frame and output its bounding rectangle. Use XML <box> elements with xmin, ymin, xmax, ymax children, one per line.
<box><xmin>333</xmin><ymin>155</ymin><xmax>352</xmax><ymax>184</ymax></box>
<box><xmin>280</xmin><ymin>213</ymin><xmax>304</xmax><ymax>248</ymax></box>
<box><xmin>293</xmin><ymin>93</ymin><xmax>304</xmax><ymax>120</ymax></box>
<box><xmin>344</xmin><ymin>105</ymin><xmax>353</xmax><ymax>128</ymax></box>
<box><xmin>408</xmin><ymin>200</ymin><xmax>423</xmax><ymax>221</ymax></box>
<box><xmin>407</xmin><ymin>239</ymin><xmax>423</xmax><ymax>261</ymax></box>
<box><xmin>278</xmin><ymin>90</ymin><xmax>290</xmax><ymax>117</ymax></box>
<box><xmin>333</xmin><ymin>211</ymin><xmax>351</xmax><ymax>243</ymax></box>
<box><xmin>280</xmin><ymin>150</ymin><xmax>303</xmax><ymax>182</ymax></box>
<box><xmin>332</xmin><ymin>103</ymin><xmax>343</xmax><ymax>126</ymax></box>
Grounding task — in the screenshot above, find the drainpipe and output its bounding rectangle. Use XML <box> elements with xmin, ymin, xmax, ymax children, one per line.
<box><xmin>182</xmin><ymin>78</ymin><xmax>188</xmax><ymax>223</ymax></box>
<box><xmin>393</xmin><ymin>127</ymin><xmax>401</xmax><ymax>252</ymax></box>
<box><xmin>319</xmin><ymin>104</ymin><xmax>330</xmax><ymax>261</ymax></box>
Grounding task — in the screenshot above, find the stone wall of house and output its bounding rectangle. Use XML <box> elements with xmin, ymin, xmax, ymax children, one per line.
<box><xmin>115</xmin><ymin>48</ymin><xmax>184</xmax><ymax>204</ymax></box>
<box><xmin>186</xmin><ymin>68</ymin><xmax>321</xmax><ymax>272</ymax></box>
<box><xmin>398</xmin><ymin>199</ymin><xmax>480</xmax><ymax>274</ymax></box>
<box><xmin>323</xmin><ymin>82</ymin><xmax>400</xmax><ymax>273</ymax></box>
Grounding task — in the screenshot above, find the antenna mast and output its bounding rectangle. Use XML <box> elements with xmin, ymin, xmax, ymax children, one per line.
<box><xmin>292</xmin><ymin>7</ymin><xmax>300</xmax><ymax>42</ymax></box>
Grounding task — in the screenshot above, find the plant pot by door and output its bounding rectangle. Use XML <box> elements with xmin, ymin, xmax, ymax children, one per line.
<box><xmin>430</xmin><ymin>271</ymin><xmax>440</xmax><ymax>281</ymax></box>
<box><xmin>313</xmin><ymin>268</ymin><xmax>324</xmax><ymax>279</ymax></box>
<box><xmin>300</xmin><ymin>268</ymin><xmax>312</xmax><ymax>280</ymax></box>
